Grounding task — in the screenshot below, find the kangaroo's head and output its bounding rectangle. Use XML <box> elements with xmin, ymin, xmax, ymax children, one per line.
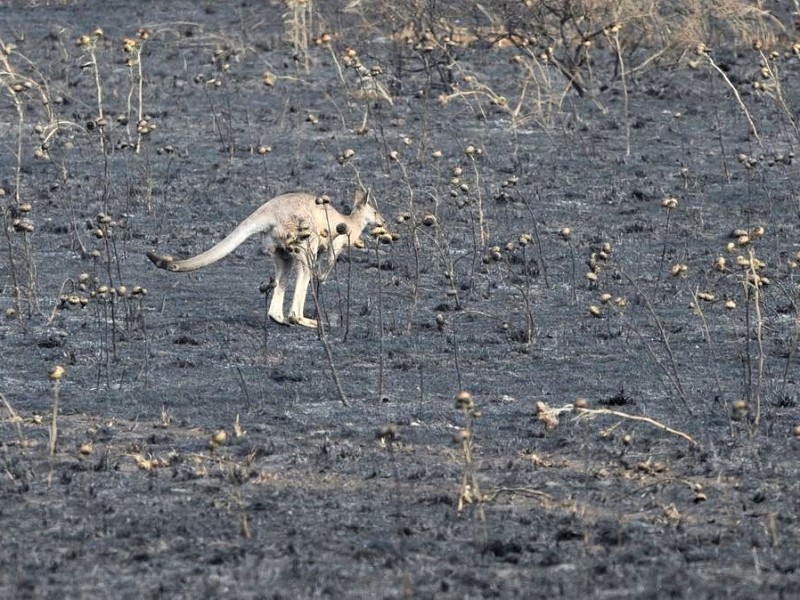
<box><xmin>353</xmin><ymin>188</ymin><xmax>384</xmax><ymax>228</ymax></box>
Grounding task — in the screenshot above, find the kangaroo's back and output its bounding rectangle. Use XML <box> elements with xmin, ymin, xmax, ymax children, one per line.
<box><xmin>147</xmin><ymin>193</ymin><xmax>322</xmax><ymax>272</ymax></box>
<box><xmin>265</xmin><ymin>193</ymin><xmax>326</xmax><ymax>234</ymax></box>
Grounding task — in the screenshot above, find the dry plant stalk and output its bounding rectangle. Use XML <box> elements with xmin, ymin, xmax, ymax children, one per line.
<box><xmin>465</xmin><ymin>148</ymin><xmax>488</xmax><ymax>249</ymax></box>
<box><xmin>621</xmin><ymin>271</ymin><xmax>690</xmax><ymax>413</ymax></box>
<box><xmin>47</xmin><ymin>365</ymin><xmax>66</xmax><ymax>487</ymax></box>
<box><xmin>536</xmin><ymin>400</ymin><xmax>698</xmax><ymax>446</ymax></box>
<box><xmin>76</xmin><ymin>31</ymin><xmax>108</xmax><ymax>155</ymax></box>
<box><xmin>697</xmin><ymin>47</ymin><xmax>761</xmax><ymax>147</ymax></box>
<box><xmin>745</xmin><ymin>247</ymin><xmax>765</xmax><ymax>428</ymax></box>
<box><xmin>123</xmin><ymin>30</ymin><xmax>149</xmax><ymax>152</ymax></box>
<box><xmin>303</xmin><ymin>245</ymin><xmax>349</xmax><ymax>407</ymax></box>
<box><xmin>687</xmin><ymin>288</ymin><xmax>735</xmax><ymax>436</ymax></box>
<box><xmin>576</xmin><ymin>406</ymin><xmax>698</xmax><ymax>446</ymax></box>
<box><xmin>0</xmin><ymin>391</ymin><xmax>25</xmax><ymax>446</ymax></box>
<box><xmin>0</xmin><ymin>37</ymin><xmax>49</xmax><ymax>317</ymax></box>
<box><xmin>453</xmin><ymin>391</ymin><xmax>486</xmax><ymax>532</ymax></box>
<box><xmin>284</xmin><ymin>0</ymin><xmax>313</xmax><ymax>71</ymax></box>
<box><xmin>607</xmin><ymin>26</ymin><xmax>631</xmax><ymax>156</ymax></box>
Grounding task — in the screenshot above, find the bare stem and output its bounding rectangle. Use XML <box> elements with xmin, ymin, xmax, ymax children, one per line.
<box><xmin>0</xmin><ymin>391</ymin><xmax>25</xmax><ymax>445</ymax></box>
<box><xmin>703</xmin><ymin>53</ymin><xmax>762</xmax><ymax>147</ymax></box>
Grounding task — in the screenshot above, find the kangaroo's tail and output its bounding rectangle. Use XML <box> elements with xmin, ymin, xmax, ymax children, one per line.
<box><xmin>147</xmin><ymin>205</ymin><xmax>275</xmax><ymax>273</ymax></box>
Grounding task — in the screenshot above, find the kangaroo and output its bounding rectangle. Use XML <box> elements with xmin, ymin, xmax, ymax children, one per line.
<box><xmin>146</xmin><ymin>189</ymin><xmax>384</xmax><ymax>328</ymax></box>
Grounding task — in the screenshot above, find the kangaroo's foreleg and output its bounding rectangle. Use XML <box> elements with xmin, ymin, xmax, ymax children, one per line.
<box><xmin>268</xmin><ymin>251</ymin><xmax>292</xmax><ymax>326</ymax></box>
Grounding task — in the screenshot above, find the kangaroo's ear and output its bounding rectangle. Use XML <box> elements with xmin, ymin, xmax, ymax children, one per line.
<box><xmin>353</xmin><ymin>188</ymin><xmax>369</xmax><ymax>207</ymax></box>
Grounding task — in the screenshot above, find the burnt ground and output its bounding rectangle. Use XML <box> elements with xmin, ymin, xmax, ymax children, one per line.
<box><xmin>2</xmin><ymin>1</ymin><xmax>800</xmax><ymax>598</ymax></box>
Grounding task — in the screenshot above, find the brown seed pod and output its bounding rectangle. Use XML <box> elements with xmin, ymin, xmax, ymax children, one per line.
<box><xmin>12</xmin><ymin>219</ymin><xmax>34</xmax><ymax>233</ymax></box>
<box><xmin>661</xmin><ymin>197</ymin><xmax>679</xmax><ymax>209</ymax></box>
<box><xmin>732</xmin><ymin>399</ymin><xmax>749</xmax><ymax>420</ymax></box>
<box><xmin>670</xmin><ymin>263</ymin><xmax>688</xmax><ymax>277</ymax></box>
<box><xmin>49</xmin><ymin>365</ymin><xmax>66</xmax><ymax>381</ymax></box>
<box><xmin>455</xmin><ymin>390</ymin><xmax>474</xmax><ymax>410</ymax></box>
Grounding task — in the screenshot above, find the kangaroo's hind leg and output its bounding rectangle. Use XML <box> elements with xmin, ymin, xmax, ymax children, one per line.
<box><xmin>288</xmin><ymin>246</ymin><xmax>319</xmax><ymax>329</ymax></box>
<box><xmin>267</xmin><ymin>249</ymin><xmax>292</xmax><ymax>326</ymax></box>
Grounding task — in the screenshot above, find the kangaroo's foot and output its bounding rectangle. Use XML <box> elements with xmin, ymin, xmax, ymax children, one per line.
<box><xmin>288</xmin><ymin>314</ymin><xmax>318</xmax><ymax>329</ymax></box>
<box><xmin>268</xmin><ymin>313</ymin><xmax>291</xmax><ymax>327</ymax></box>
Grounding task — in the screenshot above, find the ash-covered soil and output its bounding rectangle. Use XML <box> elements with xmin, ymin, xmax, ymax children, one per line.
<box><xmin>2</xmin><ymin>1</ymin><xmax>800</xmax><ymax>598</ymax></box>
